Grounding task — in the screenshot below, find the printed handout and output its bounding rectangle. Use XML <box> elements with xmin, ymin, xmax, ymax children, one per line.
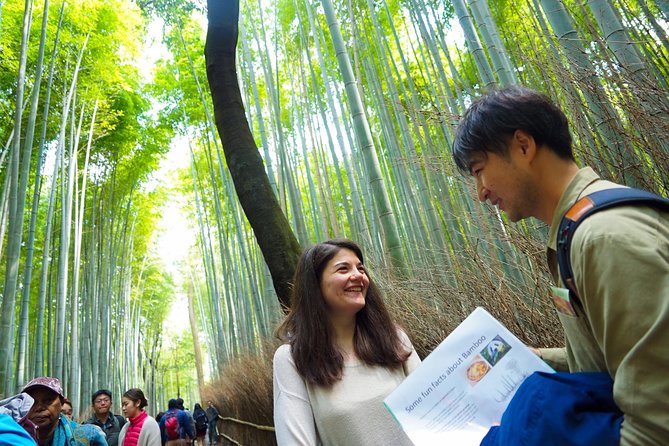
<box><xmin>384</xmin><ymin>307</ymin><xmax>554</xmax><ymax>445</ymax></box>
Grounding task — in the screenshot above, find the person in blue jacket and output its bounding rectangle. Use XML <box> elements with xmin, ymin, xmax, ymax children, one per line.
<box><xmin>0</xmin><ymin>412</ymin><xmax>36</xmax><ymax>445</ymax></box>
<box><xmin>158</xmin><ymin>399</ymin><xmax>194</xmax><ymax>445</ymax></box>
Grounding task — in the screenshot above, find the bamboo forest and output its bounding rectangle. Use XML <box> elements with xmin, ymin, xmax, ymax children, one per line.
<box><xmin>0</xmin><ymin>0</ymin><xmax>667</xmax><ymax>443</ymax></box>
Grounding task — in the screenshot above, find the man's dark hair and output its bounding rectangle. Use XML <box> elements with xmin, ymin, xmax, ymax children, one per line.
<box><xmin>168</xmin><ymin>398</ymin><xmax>179</xmax><ymax>410</ymax></box>
<box><xmin>91</xmin><ymin>389</ymin><xmax>112</xmax><ymax>404</ymax></box>
<box><xmin>452</xmin><ymin>85</ymin><xmax>575</xmax><ymax>174</ymax></box>
<box><xmin>276</xmin><ymin>238</ymin><xmax>411</xmax><ymax>387</ymax></box>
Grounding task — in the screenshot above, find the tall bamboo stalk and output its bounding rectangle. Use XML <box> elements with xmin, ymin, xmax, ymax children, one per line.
<box><xmin>16</xmin><ymin>0</ymin><xmax>51</xmax><ymax>389</ymax></box>
<box><xmin>0</xmin><ymin>0</ymin><xmax>33</xmax><ymax>394</ymax></box>
<box><xmin>319</xmin><ymin>0</ymin><xmax>406</xmax><ymax>270</ymax></box>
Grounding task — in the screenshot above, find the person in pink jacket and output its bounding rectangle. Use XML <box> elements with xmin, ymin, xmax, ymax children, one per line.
<box><xmin>118</xmin><ymin>389</ymin><xmax>160</xmax><ymax>446</ymax></box>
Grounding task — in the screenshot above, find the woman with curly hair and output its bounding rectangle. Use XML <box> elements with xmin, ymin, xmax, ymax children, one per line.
<box><xmin>273</xmin><ymin>238</ymin><xmax>420</xmax><ymax>445</ymax></box>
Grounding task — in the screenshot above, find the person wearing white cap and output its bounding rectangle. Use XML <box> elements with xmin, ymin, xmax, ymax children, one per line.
<box><xmin>22</xmin><ymin>376</ymin><xmax>108</xmax><ymax>446</ymax></box>
<box><xmin>23</xmin><ymin>377</ymin><xmax>66</xmax><ymax>445</ymax></box>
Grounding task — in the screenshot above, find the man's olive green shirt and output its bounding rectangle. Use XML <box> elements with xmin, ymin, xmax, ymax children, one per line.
<box><xmin>541</xmin><ymin>167</ymin><xmax>669</xmax><ymax>445</ymax></box>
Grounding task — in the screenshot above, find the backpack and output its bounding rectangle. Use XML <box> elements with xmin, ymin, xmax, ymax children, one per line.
<box><xmin>557</xmin><ymin>187</ymin><xmax>669</xmax><ymax>299</ymax></box>
<box><xmin>164</xmin><ymin>412</ymin><xmax>180</xmax><ymax>440</ymax></box>
<box><xmin>114</xmin><ymin>414</ymin><xmax>126</xmax><ymax>428</ymax></box>
<box><xmin>195</xmin><ymin>411</ymin><xmax>208</xmax><ymax>431</ymax></box>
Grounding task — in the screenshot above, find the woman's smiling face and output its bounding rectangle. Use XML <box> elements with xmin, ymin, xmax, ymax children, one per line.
<box><xmin>320</xmin><ymin>248</ymin><xmax>369</xmax><ymax>319</ymax></box>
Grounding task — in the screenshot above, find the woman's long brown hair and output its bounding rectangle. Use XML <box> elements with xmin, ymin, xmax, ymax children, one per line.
<box><xmin>276</xmin><ymin>239</ymin><xmax>411</xmax><ymax>386</ymax></box>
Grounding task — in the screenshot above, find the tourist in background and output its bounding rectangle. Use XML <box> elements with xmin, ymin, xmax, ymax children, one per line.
<box><xmin>21</xmin><ymin>377</ymin><xmax>107</xmax><ymax>446</ymax></box>
<box><xmin>175</xmin><ymin>398</ymin><xmax>195</xmax><ymax>443</ymax></box>
<box><xmin>191</xmin><ymin>404</ymin><xmax>208</xmax><ymax>446</ymax></box>
<box><xmin>0</xmin><ymin>413</ymin><xmax>36</xmax><ymax>446</ymax></box>
<box><xmin>205</xmin><ymin>401</ymin><xmax>219</xmax><ymax>446</ymax></box>
<box><xmin>0</xmin><ymin>392</ymin><xmax>35</xmax><ymax>440</ymax></box>
<box><xmin>159</xmin><ymin>399</ymin><xmax>194</xmax><ymax>446</ymax></box>
<box><xmin>118</xmin><ymin>388</ymin><xmax>160</xmax><ymax>446</ymax></box>
<box><xmin>85</xmin><ymin>389</ymin><xmax>126</xmax><ymax>446</ymax></box>
<box><xmin>61</xmin><ymin>398</ymin><xmax>74</xmax><ymax>421</ymax></box>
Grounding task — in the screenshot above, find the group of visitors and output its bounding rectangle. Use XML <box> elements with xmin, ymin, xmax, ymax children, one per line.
<box><xmin>272</xmin><ymin>86</ymin><xmax>669</xmax><ymax>445</ymax></box>
<box><xmin>0</xmin><ymin>378</ymin><xmax>221</xmax><ymax>446</ymax></box>
<box><xmin>155</xmin><ymin>398</ymin><xmax>218</xmax><ymax>446</ymax></box>
<box><xmin>0</xmin><ymin>377</ymin><xmax>108</xmax><ymax>446</ymax></box>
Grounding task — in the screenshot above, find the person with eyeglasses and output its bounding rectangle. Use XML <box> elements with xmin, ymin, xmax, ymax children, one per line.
<box><xmin>85</xmin><ymin>389</ymin><xmax>126</xmax><ymax>446</ymax></box>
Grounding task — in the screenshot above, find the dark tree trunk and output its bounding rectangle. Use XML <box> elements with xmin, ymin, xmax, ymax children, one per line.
<box><xmin>204</xmin><ymin>0</ymin><xmax>302</xmax><ymax>309</ymax></box>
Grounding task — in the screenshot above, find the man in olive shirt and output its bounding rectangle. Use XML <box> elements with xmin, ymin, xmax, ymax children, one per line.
<box><xmin>452</xmin><ymin>85</ymin><xmax>669</xmax><ymax>444</ymax></box>
<box><xmin>84</xmin><ymin>389</ymin><xmax>126</xmax><ymax>446</ymax></box>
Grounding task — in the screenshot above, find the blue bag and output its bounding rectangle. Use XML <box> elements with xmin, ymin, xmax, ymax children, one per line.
<box><xmin>481</xmin><ymin>372</ymin><xmax>623</xmax><ymax>446</ymax></box>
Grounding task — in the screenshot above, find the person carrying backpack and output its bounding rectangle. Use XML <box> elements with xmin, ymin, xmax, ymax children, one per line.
<box><xmin>452</xmin><ymin>85</ymin><xmax>669</xmax><ymax>445</ymax></box>
<box><xmin>191</xmin><ymin>404</ymin><xmax>208</xmax><ymax>446</ymax></box>
<box><xmin>159</xmin><ymin>399</ymin><xmax>194</xmax><ymax>446</ymax></box>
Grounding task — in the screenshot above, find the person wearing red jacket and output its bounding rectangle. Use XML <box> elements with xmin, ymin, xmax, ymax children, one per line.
<box><xmin>118</xmin><ymin>389</ymin><xmax>160</xmax><ymax>446</ymax></box>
